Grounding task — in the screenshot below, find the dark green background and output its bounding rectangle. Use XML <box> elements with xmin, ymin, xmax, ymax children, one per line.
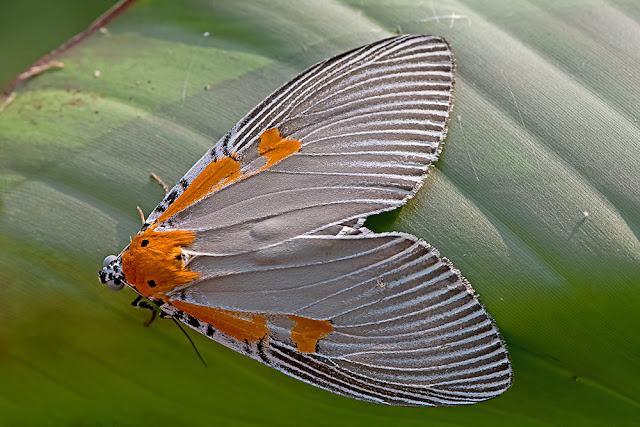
<box><xmin>0</xmin><ymin>0</ymin><xmax>112</xmax><ymax>90</ymax></box>
<box><xmin>1</xmin><ymin>1</ymin><xmax>639</xmax><ymax>425</ymax></box>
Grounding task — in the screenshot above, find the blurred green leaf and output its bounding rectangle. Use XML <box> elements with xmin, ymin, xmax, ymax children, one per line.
<box><xmin>0</xmin><ymin>0</ymin><xmax>113</xmax><ymax>89</ymax></box>
<box><xmin>1</xmin><ymin>0</ymin><xmax>639</xmax><ymax>425</ymax></box>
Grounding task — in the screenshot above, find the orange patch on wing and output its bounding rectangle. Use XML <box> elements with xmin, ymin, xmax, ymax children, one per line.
<box><xmin>170</xmin><ymin>301</ymin><xmax>269</xmax><ymax>343</ymax></box>
<box><xmin>258</xmin><ymin>128</ymin><xmax>303</xmax><ymax>167</ymax></box>
<box><xmin>158</xmin><ymin>156</ymin><xmax>241</xmax><ymax>222</ymax></box>
<box><xmin>121</xmin><ymin>228</ymin><xmax>199</xmax><ymax>297</ymax></box>
<box><xmin>163</xmin><ymin>301</ymin><xmax>333</xmax><ymax>352</ymax></box>
<box><xmin>156</xmin><ymin>128</ymin><xmax>300</xmax><ymax>222</ymax></box>
<box><xmin>288</xmin><ymin>315</ymin><xmax>334</xmax><ymax>353</ymax></box>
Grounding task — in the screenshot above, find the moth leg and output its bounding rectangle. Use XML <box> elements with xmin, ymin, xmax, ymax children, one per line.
<box><xmin>0</xmin><ymin>92</ymin><xmax>16</xmax><ymax>112</ymax></box>
<box><xmin>150</xmin><ymin>172</ymin><xmax>169</xmax><ymax>194</ymax></box>
<box><xmin>134</xmin><ymin>173</ymin><xmax>168</xmax><ymax>224</ymax></box>
<box><xmin>131</xmin><ymin>295</ymin><xmax>157</xmax><ymax>327</ymax></box>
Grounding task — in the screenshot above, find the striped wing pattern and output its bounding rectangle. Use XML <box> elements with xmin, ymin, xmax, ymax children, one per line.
<box><xmin>146</xmin><ymin>34</ymin><xmax>453</xmax><ymax>228</ymax></box>
<box><xmin>166</xmin><ymin>230</ymin><xmax>511</xmax><ymax>406</ymax></box>
<box><xmin>112</xmin><ymin>35</ymin><xmax>512</xmax><ymax>406</ymax></box>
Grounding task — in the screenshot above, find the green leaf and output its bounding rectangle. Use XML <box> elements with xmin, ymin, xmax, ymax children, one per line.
<box><xmin>1</xmin><ymin>0</ymin><xmax>639</xmax><ymax>425</ymax></box>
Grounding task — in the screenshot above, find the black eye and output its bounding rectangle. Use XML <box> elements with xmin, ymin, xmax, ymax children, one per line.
<box><xmin>147</xmin><ymin>280</ymin><xmax>156</xmax><ymax>287</ymax></box>
<box><xmin>141</xmin><ymin>239</ymin><xmax>149</xmax><ymax>247</ymax></box>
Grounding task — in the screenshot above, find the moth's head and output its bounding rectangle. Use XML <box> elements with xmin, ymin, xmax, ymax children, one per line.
<box><xmin>99</xmin><ymin>255</ymin><xmax>126</xmax><ymax>291</ymax></box>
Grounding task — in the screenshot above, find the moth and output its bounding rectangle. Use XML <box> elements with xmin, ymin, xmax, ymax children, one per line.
<box><xmin>99</xmin><ymin>34</ymin><xmax>512</xmax><ymax>406</ymax></box>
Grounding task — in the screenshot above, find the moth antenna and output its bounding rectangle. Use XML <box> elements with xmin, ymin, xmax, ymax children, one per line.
<box><xmin>171</xmin><ymin>317</ymin><xmax>207</xmax><ymax>367</ymax></box>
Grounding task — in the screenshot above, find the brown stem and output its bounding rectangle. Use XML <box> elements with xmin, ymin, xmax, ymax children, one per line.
<box><xmin>2</xmin><ymin>0</ymin><xmax>139</xmax><ymax>97</ymax></box>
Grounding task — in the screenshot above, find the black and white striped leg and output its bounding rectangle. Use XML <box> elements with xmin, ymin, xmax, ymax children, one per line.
<box><xmin>131</xmin><ymin>295</ymin><xmax>157</xmax><ymax>327</ymax></box>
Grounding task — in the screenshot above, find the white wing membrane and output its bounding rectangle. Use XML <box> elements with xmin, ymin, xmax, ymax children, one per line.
<box><xmin>136</xmin><ymin>35</ymin><xmax>512</xmax><ymax>406</ymax></box>
<box><xmin>161</xmin><ymin>169</ymin><xmax>418</xmax><ymax>254</ymax></box>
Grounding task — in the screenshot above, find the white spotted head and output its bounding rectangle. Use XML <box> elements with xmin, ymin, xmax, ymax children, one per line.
<box><xmin>99</xmin><ymin>255</ymin><xmax>126</xmax><ymax>291</ymax></box>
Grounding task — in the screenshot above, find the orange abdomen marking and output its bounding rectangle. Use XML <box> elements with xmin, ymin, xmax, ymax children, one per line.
<box><xmin>121</xmin><ymin>228</ymin><xmax>199</xmax><ymax>297</ymax></box>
